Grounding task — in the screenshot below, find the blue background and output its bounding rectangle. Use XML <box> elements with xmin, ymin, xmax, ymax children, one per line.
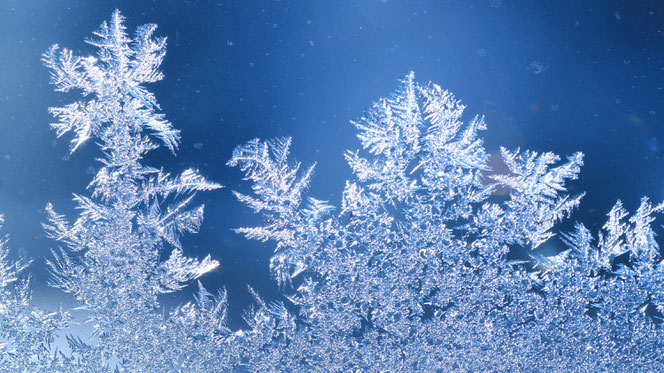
<box><xmin>1</xmin><ymin>0</ymin><xmax>664</xmax><ymax>328</ymax></box>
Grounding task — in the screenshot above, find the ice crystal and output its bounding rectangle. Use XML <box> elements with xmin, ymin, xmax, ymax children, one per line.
<box><xmin>41</xmin><ymin>10</ymin><xmax>239</xmax><ymax>371</ymax></box>
<box><xmin>231</xmin><ymin>73</ymin><xmax>664</xmax><ymax>370</ymax></box>
<box><xmin>11</xmin><ymin>9</ymin><xmax>663</xmax><ymax>371</ymax></box>
<box><xmin>0</xmin><ymin>216</ymin><xmax>69</xmax><ymax>372</ymax></box>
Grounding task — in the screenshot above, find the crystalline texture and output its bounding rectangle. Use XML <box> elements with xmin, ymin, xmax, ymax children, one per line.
<box><xmin>32</xmin><ymin>10</ymin><xmax>664</xmax><ymax>371</ymax></box>
<box><xmin>231</xmin><ymin>73</ymin><xmax>664</xmax><ymax>371</ymax></box>
<box><xmin>0</xmin><ymin>216</ymin><xmax>69</xmax><ymax>372</ymax></box>
<box><xmin>41</xmin><ymin>10</ymin><xmax>238</xmax><ymax>371</ymax></box>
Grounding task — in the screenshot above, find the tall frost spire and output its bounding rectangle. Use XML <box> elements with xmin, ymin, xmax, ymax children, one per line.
<box><xmin>41</xmin><ymin>10</ymin><xmax>234</xmax><ymax>371</ymax></box>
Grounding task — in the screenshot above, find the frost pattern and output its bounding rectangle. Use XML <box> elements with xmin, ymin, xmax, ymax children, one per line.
<box><xmin>230</xmin><ymin>73</ymin><xmax>664</xmax><ymax>370</ymax></box>
<box><xmin>41</xmin><ymin>10</ymin><xmax>240</xmax><ymax>371</ymax></box>
<box><xmin>6</xmin><ymin>9</ymin><xmax>662</xmax><ymax>372</ymax></box>
<box><xmin>0</xmin><ymin>216</ymin><xmax>69</xmax><ymax>372</ymax></box>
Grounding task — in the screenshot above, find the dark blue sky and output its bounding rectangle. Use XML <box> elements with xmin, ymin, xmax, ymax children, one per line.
<box><xmin>1</xmin><ymin>0</ymin><xmax>664</xmax><ymax>327</ymax></box>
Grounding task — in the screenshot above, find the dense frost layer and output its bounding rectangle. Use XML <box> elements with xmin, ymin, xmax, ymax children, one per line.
<box><xmin>230</xmin><ymin>74</ymin><xmax>664</xmax><ymax>370</ymax></box>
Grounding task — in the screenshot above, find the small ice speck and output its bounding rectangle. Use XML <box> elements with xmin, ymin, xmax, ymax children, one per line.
<box><xmin>528</xmin><ymin>60</ymin><xmax>546</xmax><ymax>75</ymax></box>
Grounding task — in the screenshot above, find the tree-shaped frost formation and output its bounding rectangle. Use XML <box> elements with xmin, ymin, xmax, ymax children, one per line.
<box><xmin>41</xmin><ymin>10</ymin><xmax>241</xmax><ymax>371</ymax></box>
<box><xmin>230</xmin><ymin>73</ymin><xmax>664</xmax><ymax>371</ymax></box>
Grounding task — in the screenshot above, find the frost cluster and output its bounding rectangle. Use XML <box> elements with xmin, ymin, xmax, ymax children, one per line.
<box><xmin>0</xmin><ymin>10</ymin><xmax>662</xmax><ymax>372</ymax></box>
<box><xmin>230</xmin><ymin>73</ymin><xmax>664</xmax><ymax>371</ymax></box>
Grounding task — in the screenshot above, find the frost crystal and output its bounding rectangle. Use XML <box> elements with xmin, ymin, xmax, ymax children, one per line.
<box><xmin>41</xmin><ymin>10</ymin><xmax>237</xmax><ymax>371</ymax></box>
<box><xmin>19</xmin><ymin>10</ymin><xmax>664</xmax><ymax>371</ymax></box>
<box><xmin>0</xmin><ymin>216</ymin><xmax>69</xmax><ymax>372</ymax></box>
<box><xmin>231</xmin><ymin>73</ymin><xmax>664</xmax><ymax>370</ymax></box>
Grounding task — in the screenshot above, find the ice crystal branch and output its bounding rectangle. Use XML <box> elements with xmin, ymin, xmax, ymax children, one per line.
<box><xmin>41</xmin><ymin>10</ymin><xmax>234</xmax><ymax>371</ymax></box>
<box><xmin>0</xmin><ymin>217</ymin><xmax>69</xmax><ymax>372</ymax></box>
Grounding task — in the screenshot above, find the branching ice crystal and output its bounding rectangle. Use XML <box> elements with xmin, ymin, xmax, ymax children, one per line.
<box><xmin>11</xmin><ymin>9</ymin><xmax>664</xmax><ymax>372</ymax></box>
<box><xmin>231</xmin><ymin>73</ymin><xmax>664</xmax><ymax>371</ymax></box>
<box><xmin>41</xmin><ymin>10</ymin><xmax>240</xmax><ymax>371</ymax></box>
<box><xmin>0</xmin><ymin>216</ymin><xmax>69</xmax><ymax>372</ymax></box>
